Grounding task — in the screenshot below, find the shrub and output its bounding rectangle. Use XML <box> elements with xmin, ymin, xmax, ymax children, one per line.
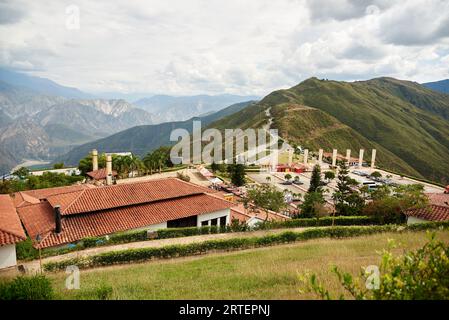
<box><xmin>0</xmin><ymin>275</ymin><xmax>54</xmax><ymax>300</ymax></box>
<box><xmin>301</xmin><ymin>234</ymin><xmax>449</xmax><ymax>300</ymax></box>
<box><xmin>109</xmin><ymin>230</ymin><xmax>147</xmax><ymax>244</ymax></box>
<box><xmin>45</xmin><ymin>223</ymin><xmax>449</xmax><ymax>271</ymax></box>
<box><xmin>256</xmin><ymin>216</ymin><xmax>378</xmax><ymax>230</ymax></box>
<box><xmin>16</xmin><ymin>238</ymin><xmax>39</xmax><ymax>261</ymax></box>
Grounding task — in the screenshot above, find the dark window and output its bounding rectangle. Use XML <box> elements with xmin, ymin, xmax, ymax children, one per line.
<box><xmin>211</xmin><ymin>218</ymin><xmax>218</xmax><ymax>226</ymax></box>
<box><xmin>220</xmin><ymin>216</ymin><xmax>227</xmax><ymax>226</ymax></box>
<box><xmin>201</xmin><ymin>220</ymin><xmax>209</xmax><ymax>226</ymax></box>
<box><xmin>167</xmin><ymin>215</ymin><xmax>198</xmax><ymax>228</ymax></box>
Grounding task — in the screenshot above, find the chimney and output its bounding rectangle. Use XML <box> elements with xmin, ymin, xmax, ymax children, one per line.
<box><xmin>54</xmin><ymin>205</ymin><xmax>62</xmax><ymax>234</ymax></box>
<box><xmin>92</xmin><ymin>149</ymin><xmax>98</xmax><ymax>171</ymax></box>
<box><xmin>106</xmin><ymin>155</ymin><xmax>113</xmax><ymax>185</ymax></box>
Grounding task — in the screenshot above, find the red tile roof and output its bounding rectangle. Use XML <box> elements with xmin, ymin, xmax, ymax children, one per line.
<box><xmin>0</xmin><ymin>195</ymin><xmax>26</xmax><ymax>246</ymax></box>
<box><xmin>18</xmin><ymin>193</ymin><xmax>233</xmax><ymax>248</ymax></box>
<box><xmin>87</xmin><ymin>168</ymin><xmax>117</xmax><ymax>180</ymax></box>
<box><xmin>46</xmin><ymin>178</ymin><xmax>217</xmax><ymax>216</ymax></box>
<box><xmin>406</xmin><ymin>193</ymin><xmax>449</xmax><ymax>222</ymax></box>
<box><xmin>12</xmin><ymin>184</ymin><xmax>93</xmax><ymax>208</ymax></box>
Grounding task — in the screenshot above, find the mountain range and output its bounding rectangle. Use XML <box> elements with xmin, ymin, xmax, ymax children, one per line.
<box><xmin>56</xmin><ymin>101</ymin><xmax>256</xmax><ymax>164</ymax></box>
<box><xmin>209</xmin><ymin>77</ymin><xmax>449</xmax><ymax>184</ymax></box>
<box><xmin>62</xmin><ymin>77</ymin><xmax>449</xmax><ymax>185</ymax></box>
<box><xmin>134</xmin><ymin>94</ymin><xmax>260</xmax><ymax>123</ymax></box>
<box><xmin>424</xmin><ymin>79</ymin><xmax>449</xmax><ymax>95</ymax></box>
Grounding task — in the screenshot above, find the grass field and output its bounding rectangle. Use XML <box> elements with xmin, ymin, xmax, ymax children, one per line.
<box><xmin>48</xmin><ymin>230</ymin><xmax>449</xmax><ymax>300</ymax></box>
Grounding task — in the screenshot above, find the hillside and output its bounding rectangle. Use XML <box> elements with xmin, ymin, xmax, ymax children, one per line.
<box><xmin>0</xmin><ymin>68</ymin><xmax>93</xmax><ymax>99</ymax></box>
<box><xmin>210</xmin><ymin>78</ymin><xmax>449</xmax><ymax>184</ymax></box>
<box><xmin>424</xmin><ymin>79</ymin><xmax>449</xmax><ymax>95</ymax></box>
<box><xmin>0</xmin><ymin>80</ymin><xmax>157</xmax><ymax>171</ymax></box>
<box><xmin>134</xmin><ymin>94</ymin><xmax>260</xmax><ymax>123</ymax></box>
<box><xmin>57</xmin><ymin>101</ymin><xmax>256</xmax><ymax>165</ymax></box>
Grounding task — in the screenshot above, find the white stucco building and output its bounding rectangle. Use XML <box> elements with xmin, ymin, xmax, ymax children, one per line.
<box><xmin>0</xmin><ymin>195</ymin><xmax>26</xmax><ymax>269</ymax></box>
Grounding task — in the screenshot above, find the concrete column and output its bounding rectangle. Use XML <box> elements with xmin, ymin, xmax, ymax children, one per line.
<box><xmin>287</xmin><ymin>148</ymin><xmax>293</xmax><ymax>166</ymax></box>
<box><xmin>303</xmin><ymin>149</ymin><xmax>309</xmax><ymax>165</ymax></box>
<box><xmin>332</xmin><ymin>149</ymin><xmax>337</xmax><ymax>167</ymax></box>
<box><xmin>358</xmin><ymin>149</ymin><xmax>364</xmax><ymax>169</ymax></box>
<box><xmin>371</xmin><ymin>149</ymin><xmax>377</xmax><ymax>169</ymax></box>
<box><xmin>92</xmin><ymin>149</ymin><xmax>98</xmax><ymax>171</ymax></box>
<box><xmin>318</xmin><ymin>149</ymin><xmax>323</xmax><ymax>166</ymax></box>
<box><xmin>346</xmin><ymin>149</ymin><xmax>351</xmax><ymax>167</ymax></box>
<box><xmin>106</xmin><ymin>155</ymin><xmax>113</xmax><ymax>185</ymax></box>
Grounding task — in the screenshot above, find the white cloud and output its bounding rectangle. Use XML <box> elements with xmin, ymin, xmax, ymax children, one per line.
<box><xmin>0</xmin><ymin>0</ymin><xmax>448</xmax><ymax>95</ymax></box>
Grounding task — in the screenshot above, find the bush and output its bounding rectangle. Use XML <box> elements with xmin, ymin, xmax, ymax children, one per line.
<box><xmin>16</xmin><ymin>238</ymin><xmax>39</xmax><ymax>261</ymax></box>
<box><xmin>44</xmin><ymin>222</ymin><xmax>449</xmax><ymax>271</ymax></box>
<box><xmin>109</xmin><ymin>230</ymin><xmax>148</xmax><ymax>244</ymax></box>
<box><xmin>255</xmin><ymin>216</ymin><xmax>379</xmax><ymax>230</ymax></box>
<box><xmin>156</xmin><ymin>226</ymin><xmax>230</xmax><ymax>239</ymax></box>
<box><xmin>302</xmin><ymin>234</ymin><xmax>449</xmax><ymax>299</ymax></box>
<box><xmin>0</xmin><ymin>275</ymin><xmax>54</xmax><ymax>300</ymax></box>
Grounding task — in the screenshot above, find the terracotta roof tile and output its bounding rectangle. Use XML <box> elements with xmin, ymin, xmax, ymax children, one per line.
<box><xmin>87</xmin><ymin>168</ymin><xmax>117</xmax><ymax>180</ymax></box>
<box><xmin>12</xmin><ymin>184</ymin><xmax>92</xmax><ymax>208</ymax></box>
<box><xmin>0</xmin><ymin>195</ymin><xmax>26</xmax><ymax>245</ymax></box>
<box><xmin>406</xmin><ymin>205</ymin><xmax>449</xmax><ymax>222</ymax></box>
<box><xmin>47</xmin><ymin>178</ymin><xmax>216</xmax><ymax>216</ymax></box>
<box><xmin>427</xmin><ymin>193</ymin><xmax>449</xmax><ymax>207</ymax></box>
<box><xmin>18</xmin><ymin>193</ymin><xmax>233</xmax><ymax>248</ymax></box>
<box><xmin>406</xmin><ymin>193</ymin><xmax>449</xmax><ymax>222</ymax></box>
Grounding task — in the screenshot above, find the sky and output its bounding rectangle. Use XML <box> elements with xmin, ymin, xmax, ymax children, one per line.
<box><xmin>1</xmin><ymin>0</ymin><xmax>449</xmax><ymax>96</ymax></box>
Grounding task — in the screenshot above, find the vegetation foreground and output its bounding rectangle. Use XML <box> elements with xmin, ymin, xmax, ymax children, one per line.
<box><xmin>45</xmin><ymin>230</ymin><xmax>449</xmax><ymax>300</ymax></box>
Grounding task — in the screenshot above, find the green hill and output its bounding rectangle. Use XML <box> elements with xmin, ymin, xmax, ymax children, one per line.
<box><xmin>210</xmin><ymin>78</ymin><xmax>449</xmax><ymax>184</ymax></box>
<box><xmin>56</xmin><ymin>101</ymin><xmax>256</xmax><ymax>165</ymax></box>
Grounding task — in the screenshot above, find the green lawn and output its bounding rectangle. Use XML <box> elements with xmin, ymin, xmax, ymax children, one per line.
<box><xmin>48</xmin><ymin>230</ymin><xmax>449</xmax><ymax>300</ymax></box>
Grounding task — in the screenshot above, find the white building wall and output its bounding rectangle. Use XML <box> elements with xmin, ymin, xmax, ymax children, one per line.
<box><xmin>407</xmin><ymin>216</ymin><xmax>430</xmax><ymax>225</ymax></box>
<box><xmin>0</xmin><ymin>244</ymin><xmax>17</xmax><ymax>269</ymax></box>
<box><xmin>197</xmin><ymin>209</ymin><xmax>230</xmax><ymax>227</ymax></box>
<box><xmin>128</xmin><ymin>222</ymin><xmax>168</xmax><ymax>232</ymax></box>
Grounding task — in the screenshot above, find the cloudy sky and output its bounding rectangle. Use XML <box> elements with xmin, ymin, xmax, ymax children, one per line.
<box><xmin>1</xmin><ymin>0</ymin><xmax>449</xmax><ymax>96</ymax></box>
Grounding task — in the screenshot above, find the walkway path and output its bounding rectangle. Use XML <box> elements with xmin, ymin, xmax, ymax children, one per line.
<box><xmin>20</xmin><ymin>226</ymin><xmax>307</xmax><ymax>273</ymax></box>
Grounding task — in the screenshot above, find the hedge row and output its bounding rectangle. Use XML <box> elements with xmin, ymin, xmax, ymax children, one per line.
<box><xmin>43</xmin><ymin>221</ymin><xmax>449</xmax><ymax>272</ymax></box>
<box><xmin>18</xmin><ymin>216</ymin><xmax>381</xmax><ymax>261</ymax></box>
<box><xmin>255</xmin><ymin>216</ymin><xmax>379</xmax><ymax>230</ymax></box>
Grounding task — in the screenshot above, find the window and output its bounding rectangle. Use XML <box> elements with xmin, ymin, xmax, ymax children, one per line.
<box><xmin>201</xmin><ymin>220</ymin><xmax>209</xmax><ymax>227</ymax></box>
<box><xmin>167</xmin><ymin>215</ymin><xmax>198</xmax><ymax>228</ymax></box>
<box><xmin>211</xmin><ymin>218</ymin><xmax>218</xmax><ymax>226</ymax></box>
<box><xmin>220</xmin><ymin>216</ymin><xmax>227</xmax><ymax>226</ymax></box>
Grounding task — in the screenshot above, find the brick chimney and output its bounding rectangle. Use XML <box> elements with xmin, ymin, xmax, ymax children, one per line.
<box><xmin>106</xmin><ymin>155</ymin><xmax>113</xmax><ymax>185</ymax></box>
<box><xmin>54</xmin><ymin>205</ymin><xmax>62</xmax><ymax>234</ymax></box>
<box><xmin>92</xmin><ymin>149</ymin><xmax>98</xmax><ymax>171</ymax></box>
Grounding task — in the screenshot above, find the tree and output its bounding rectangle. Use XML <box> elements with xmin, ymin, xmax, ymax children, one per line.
<box><xmin>53</xmin><ymin>163</ymin><xmax>64</xmax><ymax>169</ymax></box>
<box><xmin>78</xmin><ymin>153</ymin><xmax>106</xmax><ymax>175</ymax></box>
<box><xmin>265</xmin><ymin>176</ymin><xmax>271</xmax><ymax>183</ymax></box>
<box><xmin>371</xmin><ymin>171</ymin><xmax>382</xmax><ymax>179</ymax></box>
<box><xmin>210</xmin><ymin>162</ymin><xmax>219</xmax><ymax>173</ymax></box>
<box><xmin>300</xmin><ymin>191</ymin><xmax>326</xmax><ymax>218</ymax></box>
<box><xmin>324</xmin><ymin>171</ymin><xmax>335</xmax><ymax>182</ymax></box>
<box><xmin>308</xmin><ymin>165</ymin><xmax>322</xmax><ymax>193</ymax></box>
<box><xmin>13</xmin><ymin>167</ymin><xmax>29</xmax><ymax>179</ymax></box>
<box><xmin>244</xmin><ymin>184</ymin><xmax>287</xmax><ymax>213</ymax></box>
<box><xmin>363</xmin><ymin>184</ymin><xmax>428</xmax><ymax>224</ymax></box>
<box><xmin>228</xmin><ymin>164</ymin><xmax>246</xmax><ymax>187</ymax></box>
<box><xmin>332</xmin><ymin>163</ymin><xmax>365</xmax><ymax>216</ymax></box>
<box><xmin>143</xmin><ymin>146</ymin><xmax>173</xmax><ymax>174</ymax></box>
<box><xmin>284</xmin><ymin>173</ymin><xmax>292</xmax><ymax>181</ymax></box>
